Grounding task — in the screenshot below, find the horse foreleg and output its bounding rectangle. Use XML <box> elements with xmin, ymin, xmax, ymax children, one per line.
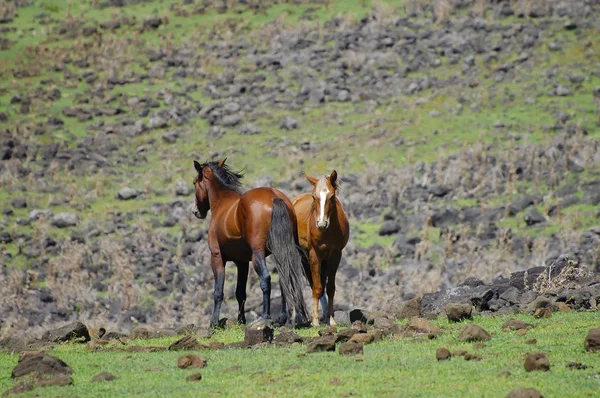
<box><xmin>252</xmin><ymin>251</ymin><xmax>271</xmax><ymax>319</ymax></box>
<box><xmin>234</xmin><ymin>261</ymin><xmax>249</xmax><ymax>324</ymax></box>
<box><xmin>325</xmin><ymin>251</ymin><xmax>342</xmax><ymax>327</ymax></box>
<box><xmin>308</xmin><ymin>248</ymin><xmax>322</xmax><ymax>327</ymax></box>
<box><xmin>210</xmin><ymin>253</ymin><xmax>226</xmax><ymax>329</ymax></box>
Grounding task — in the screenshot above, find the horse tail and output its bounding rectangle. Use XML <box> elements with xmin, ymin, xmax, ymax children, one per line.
<box><xmin>267</xmin><ymin>198</ymin><xmax>308</xmax><ymax>319</ymax></box>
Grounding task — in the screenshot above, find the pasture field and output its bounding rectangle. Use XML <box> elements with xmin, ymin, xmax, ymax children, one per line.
<box><xmin>1</xmin><ymin>312</ymin><xmax>600</xmax><ymax>397</ymax></box>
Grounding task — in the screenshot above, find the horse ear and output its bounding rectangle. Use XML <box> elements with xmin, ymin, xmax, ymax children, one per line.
<box><xmin>304</xmin><ymin>173</ymin><xmax>318</xmax><ymax>186</ymax></box>
<box><xmin>193</xmin><ymin>161</ymin><xmax>202</xmax><ymax>173</ymax></box>
<box><xmin>329</xmin><ymin>170</ymin><xmax>338</xmax><ymax>187</ymax></box>
<box><xmin>217</xmin><ymin>158</ymin><xmax>227</xmax><ymax>168</ymax></box>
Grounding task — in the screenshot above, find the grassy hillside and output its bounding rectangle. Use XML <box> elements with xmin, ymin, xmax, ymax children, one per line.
<box><xmin>0</xmin><ymin>0</ymin><xmax>599</xmax><ymax>345</ymax></box>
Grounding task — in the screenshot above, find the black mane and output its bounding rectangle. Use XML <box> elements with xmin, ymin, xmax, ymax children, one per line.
<box><xmin>202</xmin><ymin>161</ymin><xmax>244</xmax><ymax>193</ymax></box>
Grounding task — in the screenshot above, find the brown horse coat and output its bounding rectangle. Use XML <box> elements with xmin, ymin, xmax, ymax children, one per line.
<box><xmin>293</xmin><ymin>170</ymin><xmax>349</xmax><ymax>326</ymax></box>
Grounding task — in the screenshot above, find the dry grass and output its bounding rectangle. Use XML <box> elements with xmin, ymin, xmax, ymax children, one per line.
<box><xmin>433</xmin><ymin>0</ymin><xmax>452</xmax><ymax>25</ymax></box>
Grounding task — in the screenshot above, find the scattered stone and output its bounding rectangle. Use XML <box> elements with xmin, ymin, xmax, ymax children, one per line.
<box><xmin>473</xmin><ymin>343</ymin><xmax>485</xmax><ymax>350</ymax></box>
<box><xmin>279</xmin><ymin>116</ymin><xmax>298</xmax><ymax>130</ymax></box>
<box><xmin>175</xmin><ymin>180</ymin><xmax>193</xmax><ymax>196</ymax></box>
<box><xmin>52</xmin><ymin>212</ymin><xmax>79</xmax><ymax>228</ymax></box>
<box><xmin>143</xmin><ymin>17</ymin><xmax>163</xmax><ymax>30</ymax></box>
<box><xmin>349</xmin><ymin>333</ymin><xmax>374</xmax><ymax>345</ymax></box>
<box><xmin>502</xmin><ymin>319</ymin><xmax>533</xmax><ymax>331</ymax></box>
<box><xmin>149</xmin><ymin>116</ymin><xmax>167</xmax><ymax>129</ymax></box>
<box><xmin>335</xmin><ymin>328</ymin><xmax>359</xmax><ymax>343</ymax></box>
<box><xmin>445</xmin><ymin>303</ymin><xmax>473</xmax><ymax>322</ymax></box>
<box><xmin>554</xmin><ymin>302</ymin><xmax>571</xmax><ymax>313</ymax></box>
<box><xmin>221</xmin><ymin>114</ymin><xmax>241</xmax><ymax>127</ymax></box>
<box><xmin>318</xmin><ymin>326</ymin><xmax>337</xmax><ymax>336</ymax></box>
<box><xmin>306</xmin><ymin>335</ymin><xmax>336</xmax><ymax>353</ymax></box>
<box><xmin>349</xmin><ymin>309</ymin><xmax>370</xmax><ymax>324</ymax></box>
<box><xmin>42</xmin><ymin>321</ymin><xmax>90</xmax><ymax>343</ymax></box>
<box><xmin>556</xmin><ymin>85</ymin><xmax>571</xmax><ymax>96</ymax></box>
<box><xmin>533</xmin><ymin>308</ymin><xmax>551</xmax><ymax>319</ymax></box>
<box><xmin>459</xmin><ymin>325</ymin><xmax>491</xmax><ymax>342</ymax></box>
<box><xmin>2</xmin><ymin>381</ymin><xmax>34</xmax><ymax>396</ymax></box>
<box><xmin>238</xmin><ymin>124</ymin><xmax>261</xmax><ymax>135</ymax></box>
<box><xmin>464</xmin><ymin>353</ymin><xmax>482</xmax><ymax>361</ymax></box>
<box><xmin>507</xmin><ymin>387</ymin><xmax>543</xmax><ymax>398</ymax></box>
<box><xmin>452</xmin><ymin>350</ymin><xmax>468</xmax><ymax>357</ymax></box>
<box><xmin>436</xmin><ymin>347</ymin><xmax>451</xmax><ymax>361</ymax></box>
<box><xmin>339</xmin><ymin>341</ymin><xmax>364</xmax><ymax>356</ymax></box>
<box><xmin>132</xmin><ymin>327</ymin><xmax>152</xmax><ymax>339</ymax></box>
<box><xmin>334</xmin><ymin>311</ymin><xmax>351</xmax><ymax>325</ymax></box>
<box><xmin>584</xmin><ymin>328</ymin><xmax>600</xmax><ymax>352</ymax></box>
<box><xmin>177</xmin><ymin>355</ymin><xmax>207</xmax><ymax>369</ymax></box>
<box><xmin>36</xmin><ymin>374</ymin><xmax>73</xmax><ymax>387</ymax></box>
<box><xmin>373</xmin><ymin>316</ymin><xmax>395</xmax><ymax>333</ymax></box>
<box><xmin>378</xmin><ymin>221</ymin><xmax>400</xmax><ymax>236</ymax></box>
<box><xmin>244</xmin><ymin>318</ymin><xmax>274</xmax><ymax>346</ymax></box>
<box><xmin>567</xmin><ymin>361</ymin><xmax>588</xmax><ymax>370</ymax></box>
<box><xmin>273</xmin><ymin>331</ymin><xmax>304</xmax><ymax>345</ymax></box>
<box><xmin>11</xmin><ymin>198</ymin><xmax>26</xmax><ymax>208</ymax></box>
<box><xmin>117</xmin><ymin>187</ymin><xmax>140</xmax><ymax>200</ymax></box>
<box><xmin>525</xmin><ymin>338</ymin><xmax>537</xmax><ymax>345</ymax></box>
<box><xmin>12</xmin><ymin>352</ymin><xmax>72</xmax><ymax>378</ymax></box>
<box><xmin>389</xmin><ymin>296</ymin><xmax>422</xmax><ymax>319</ymax></box>
<box><xmin>524</xmin><ymin>353</ymin><xmax>550</xmax><ymax>372</ymax></box>
<box><xmin>407</xmin><ymin>318</ymin><xmax>441</xmax><ymax>335</ymax></box>
<box><xmin>186</xmin><ymin>372</ymin><xmax>202</xmax><ymax>382</ymax></box>
<box><xmin>526</xmin><ymin>296</ymin><xmax>552</xmax><ymax>313</ymax></box>
<box><xmin>92</xmin><ymin>371</ymin><xmax>117</xmax><ymax>382</ymax></box>
<box><xmin>168</xmin><ymin>336</ymin><xmax>201</xmax><ymax>351</ymax></box>
<box><xmin>524</xmin><ymin>208</ymin><xmax>545</xmax><ymax>226</ymax></box>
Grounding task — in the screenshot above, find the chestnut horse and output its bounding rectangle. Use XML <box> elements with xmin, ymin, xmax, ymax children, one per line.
<box><xmin>293</xmin><ymin>170</ymin><xmax>349</xmax><ymax>326</ymax></box>
<box><xmin>192</xmin><ymin>159</ymin><xmax>307</xmax><ymax>328</ymax></box>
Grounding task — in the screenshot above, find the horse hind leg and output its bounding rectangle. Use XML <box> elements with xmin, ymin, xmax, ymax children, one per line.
<box><xmin>234</xmin><ymin>261</ymin><xmax>249</xmax><ymax>324</ymax></box>
<box><xmin>319</xmin><ymin>293</ymin><xmax>328</xmax><ymax>323</ymax></box>
<box><xmin>210</xmin><ymin>254</ymin><xmax>226</xmax><ymax>329</ymax></box>
<box><xmin>252</xmin><ymin>250</ymin><xmax>271</xmax><ymax>320</ymax></box>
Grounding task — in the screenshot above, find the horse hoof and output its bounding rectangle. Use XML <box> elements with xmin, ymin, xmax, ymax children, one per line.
<box><xmin>277</xmin><ymin>315</ymin><xmax>288</xmax><ymax>327</ymax></box>
<box><xmin>311</xmin><ymin>319</ymin><xmax>320</xmax><ymax>327</ymax></box>
<box><xmin>329</xmin><ymin>317</ymin><xmax>336</xmax><ymax>327</ymax></box>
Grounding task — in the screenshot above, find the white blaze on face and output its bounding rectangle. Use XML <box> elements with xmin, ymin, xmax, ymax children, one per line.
<box><xmin>316</xmin><ymin>177</ymin><xmax>329</xmax><ymax>227</ymax></box>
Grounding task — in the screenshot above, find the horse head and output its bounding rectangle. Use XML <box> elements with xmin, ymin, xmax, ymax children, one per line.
<box><xmin>305</xmin><ymin>170</ymin><xmax>338</xmax><ymax>231</ymax></box>
<box><xmin>192</xmin><ymin>160</ymin><xmax>211</xmax><ymax>219</ymax></box>
<box><xmin>192</xmin><ymin>158</ymin><xmax>236</xmax><ymax>219</ymax></box>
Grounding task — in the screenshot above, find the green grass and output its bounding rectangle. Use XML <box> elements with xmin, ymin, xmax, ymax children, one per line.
<box><xmin>352</xmin><ymin>220</ymin><xmax>396</xmax><ymax>248</ymax></box>
<box><xmin>1</xmin><ymin>312</ymin><xmax>599</xmax><ymax>397</ymax></box>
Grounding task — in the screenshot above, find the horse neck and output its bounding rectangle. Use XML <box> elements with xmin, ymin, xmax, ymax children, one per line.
<box><xmin>206</xmin><ymin>179</ymin><xmax>239</xmax><ymax>211</ymax></box>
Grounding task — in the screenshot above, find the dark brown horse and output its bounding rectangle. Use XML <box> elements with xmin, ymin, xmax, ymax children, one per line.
<box><xmin>293</xmin><ymin>170</ymin><xmax>349</xmax><ymax>326</ymax></box>
<box><xmin>192</xmin><ymin>159</ymin><xmax>307</xmax><ymax>328</ymax></box>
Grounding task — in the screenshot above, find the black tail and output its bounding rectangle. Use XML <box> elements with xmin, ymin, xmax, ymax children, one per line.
<box><xmin>267</xmin><ymin>198</ymin><xmax>308</xmax><ymax>319</ymax></box>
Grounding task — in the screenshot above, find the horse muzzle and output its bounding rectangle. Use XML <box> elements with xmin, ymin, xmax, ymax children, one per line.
<box><xmin>193</xmin><ymin>208</ymin><xmax>207</xmax><ymax>219</ymax></box>
<box><xmin>317</xmin><ymin>220</ymin><xmax>329</xmax><ymax>230</ymax></box>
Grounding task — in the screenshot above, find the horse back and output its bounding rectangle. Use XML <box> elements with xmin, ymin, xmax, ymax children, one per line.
<box><xmin>237</xmin><ymin>187</ymin><xmax>298</xmax><ymax>247</ymax></box>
